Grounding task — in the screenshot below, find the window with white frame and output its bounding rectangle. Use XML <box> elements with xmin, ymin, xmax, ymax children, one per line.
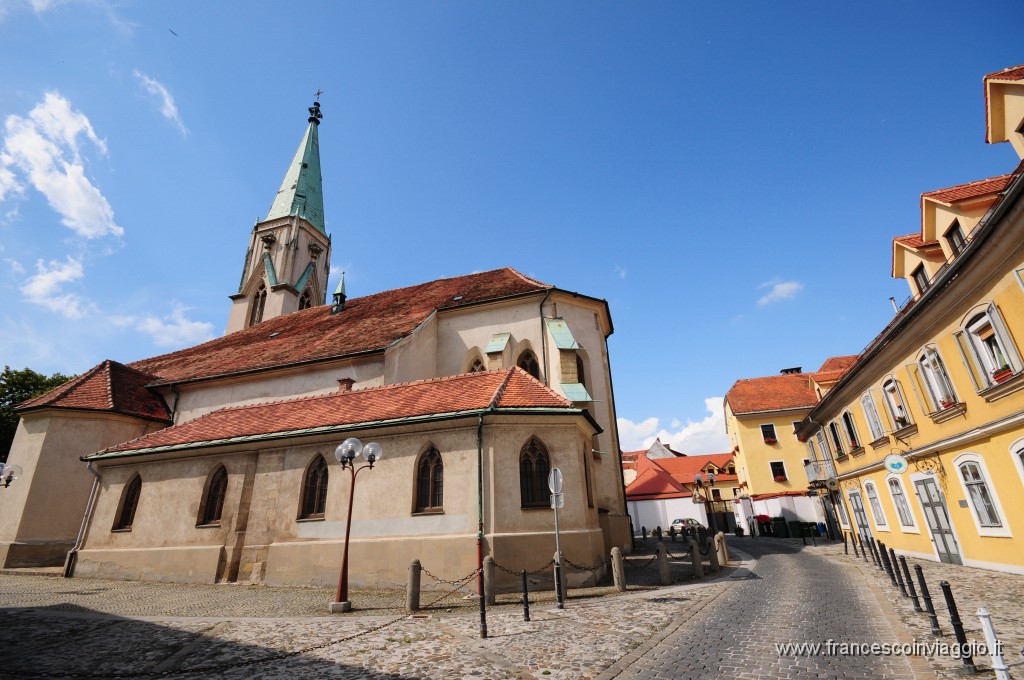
<box><xmin>958</xmin><ymin>460</ymin><xmax>1001</xmax><ymax>528</ymax></box>
<box><xmin>827</xmin><ymin>421</ymin><xmax>846</xmax><ymax>457</ymax></box>
<box><xmin>917</xmin><ymin>347</ymin><xmax>958</xmax><ymax>411</ymax></box>
<box><xmin>792</xmin><ymin>421</ymin><xmax>801</xmax><ymax>439</ymax></box>
<box><xmin>840</xmin><ymin>410</ymin><xmax>860</xmax><ymax>450</ymax></box>
<box><xmin>760</xmin><ymin>424</ymin><xmax>777</xmax><ymax>443</ymax></box>
<box><xmin>882</xmin><ymin>378</ymin><xmax>912</xmax><ymax>429</ymax></box>
<box><xmin>861</xmin><ymin>393</ymin><xmax>885</xmax><ymax>441</ymax></box>
<box><xmin>887</xmin><ymin>478</ymin><xmax>914</xmax><ymax>528</ymax></box>
<box><xmin>864</xmin><ymin>481</ymin><xmax>887</xmax><ymax>528</ymax></box>
<box><xmin>944</xmin><ymin>219</ymin><xmax>966</xmax><ymax>257</ymax></box>
<box><xmin>769</xmin><ymin>461</ymin><xmax>787</xmax><ymax>482</ymax></box>
<box><xmin>954</xmin><ymin>304</ymin><xmax>1021</xmax><ymax>390</ymax></box>
<box><xmin>834</xmin><ymin>494</ymin><xmax>849</xmax><ymax>526</ymax></box>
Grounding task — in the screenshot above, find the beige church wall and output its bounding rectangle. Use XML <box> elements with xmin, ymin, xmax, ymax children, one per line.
<box><xmin>166</xmin><ymin>358</ymin><xmax>386</xmax><ymax>423</ymax></box>
<box><xmin>0</xmin><ymin>411</ymin><xmax>161</xmax><ymax>568</ymax></box>
<box><xmin>73</xmin><ymin>545</ymin><xmax>223</xmax><ymax>583</ymax></box>
<box><xmin>433</xmin><ymin>299</ymin><xmax>544</xmax><ymax>378</ymax></box>
<box><xmin>383</xmin><ymin>313</ymin><xmax>438</xmax><ymax>385</ymax></box>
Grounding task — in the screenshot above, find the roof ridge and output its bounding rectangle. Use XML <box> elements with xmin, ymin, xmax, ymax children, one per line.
<box><xmin>20</xmin><ymin>359</ymin><xmax>110</xmax><ymax>410</ymax></box>
<box><xmin>488</xmin><ymin>367</ymin><xmax>517</xmax><ymax>408</ymax></box>
<box><xmin>505</xmin><ymin>267</ymin><xmax>553</xmax><ymax>289</ymax></box>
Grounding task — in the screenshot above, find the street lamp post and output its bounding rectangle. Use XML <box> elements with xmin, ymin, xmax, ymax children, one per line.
<box><xmin>693</xmin><ymin>472</ymin><xmax>717</xmax><ymax>534</ymax></box>
<box><xmin>330</xmin><ymin>437</ymin><xmax>383</xmax><ymax>614</ymax></box>
<box><xmin>0</xmin><ymin>463</ymin><xmax>22</xmax><ymax>488</ymax></box>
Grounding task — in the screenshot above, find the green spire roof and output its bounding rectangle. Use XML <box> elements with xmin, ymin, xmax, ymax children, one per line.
<box><xmin>264</xmin><ymin>102</ymin><xmax>325</xmax><ymax>233</ymax></box>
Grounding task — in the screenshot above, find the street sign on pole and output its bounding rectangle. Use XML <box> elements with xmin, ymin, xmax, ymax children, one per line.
<box><xmin>550</xmin><ymin>492</ymin><xmax>564</xmax><ymax>509</ymax></box>
<box><xmin>549</xmin><ymin>467</ymin><xmax>565</xmax><ymax>609</ymax></box>
<box><xmin>548</xmin><ymin>468</ymin><xmax>563</xmax><ymax>494</ymax></box>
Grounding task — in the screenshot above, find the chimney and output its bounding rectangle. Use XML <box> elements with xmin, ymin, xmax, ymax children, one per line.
<box><xmin>337</xmin><ymin>378</ymin><xmax>355</xmax><ymax>392</ymax></box>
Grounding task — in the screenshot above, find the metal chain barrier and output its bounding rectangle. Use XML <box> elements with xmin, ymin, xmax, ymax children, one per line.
<box><xmin>417</xmin><ymin>568</ymin><xmax>479</xmax><ymax>610</ymax></box>
<box><xmin>492</xmin><ymin>558</ymin><xmax>554</xmax><ymax>577</ymax></box>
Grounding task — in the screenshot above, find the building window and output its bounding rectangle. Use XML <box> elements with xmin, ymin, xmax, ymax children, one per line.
<box><xmin>199</xmin><ymin>466</ymin><xmax>228</xmax><ymax>526</ymax></box>
<box><xmin>944</xmin><ymin>220</ymin><xmax>966</xmax><ymax>257</ymax></box>
<box><xmin>828</xmin><ymin>421</ymin><xmax>846</xmax><ymax>457</ymax></box>
<box><xmin>576</xmin><ymin>354</ymin><xmax>586</xmax><ymax>387</ymax></box>
<box><xmin>911</xmin><ymin>264</ymin><xmax>930</xmax><ymax>295</ymax></box>
<box><xmin>298</xmin><ymin>289</ymin><xmax>312</xmax><ymax>310</ymax></box>
<box><xmin>520</xmin><ymin>438</ymin><xmax>551</xmax><ymax>507</ymax></box>
<box><xmin>861</xmin><ymin>393</ymin><xmax>884</xmax><ymax>441</ymax></box>
<box><xmin>958</xmin><ymin>461</ymin><xmax>1001</xmax><ymax>528</ymax></box>
<box><xmin>300</xmin><ymin>456</ymin><xmax>329</xmax><ymax>520</ymax></box>
<box><xmin>887</xmin><ymin>478</ymin><xmax>914</xmax><ymax>528</ymax></box>
<box><xmin>760</xmin><ymin>424</ymin><xmax>777</xmax><ymax>444</ymax></box>
<box><xmin>711</xmin><ymin>488</ymin><xmax>722</xmax><ymax>501</ymax></box>
<box><xmin>918</xmin><ymin>347</ymin><xmax>958</xmax><ymax>411</ymax></box>
<box><xmin>113</xmin><ymin>474</ymin><xmax>142</xmax><ymax>531</ymax></box>
<box><xmin>249</xmin><ymin>283</ymin><xmax>267</xmax><ymax>326</ymax></box>
<box><xmin>769</xmin><ymin>461</ymin><xmax>787</xmax><ymax>482</ymax></box>
<box><xmin>469</xmin><ymin>357</ymin><xmax>486</xmax><ymax>373</ymax></box>
<box><xmin>840</xmin><ymin>411</ymin><xmax>860</xmax><ymax>450</ymax></box>
<box><xmin>834</xmin><ymin>494</ymin><xmax>849</xmax><ymax>527</ymax></box>
<box><xmin>415</xmin><ymin>447</ymin><xmax>444</xmax><ymax>513</ymax></box>
<box><xmin>882</xmin><ymin>378</ymin><xmax>912</xmax><ymax>429</ymax></box>
<box><xmin>518</xmin><ymin>350</ymin><xmax>540</xmax><ymax>379</ymax></box>
<box><xmin>864</xmin><ymin>481</ymin><xmax>887</xmax><ymax>528</ymax></box>
<box><xmin>957</xmin><ymin>306</ymin><xmax>1021</xmax><ymax>388</ymax></box>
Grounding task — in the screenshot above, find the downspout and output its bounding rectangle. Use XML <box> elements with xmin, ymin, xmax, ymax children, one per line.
<box><xmin>64</xmin><ymin>462</ymin><xmax>101</xmax><ymax>578</ymax></box>
<box><xmin>538</xmin><ymin>290</ymin><xmax>552</xmax><ymax>384</ymax></box>
<box><xmin>476</xmin><ymin>408</ymin><xmax>494</xmax><ymax>639</ymax></box>
<box><xmin>168</xmin><ymin>384</ymin><xmax>181</xmax><ymax>424</ymax></box>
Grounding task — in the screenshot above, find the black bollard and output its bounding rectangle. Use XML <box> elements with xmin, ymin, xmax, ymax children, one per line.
<box><xmin>899</xmin><ymin>556</ymin><xmax>922</xmax><ymax>612</ymax></box>
<box><xmin>843</xmin><ymin>531</ymin><xmax>849</xmax><ymax>555</ymax></box>
<box><xmin>859</xmin><ymin>534</ymin><xmax>869</xmax><ymax>563</ymax></box>
<box><xmin>939</xmin><ymin>581</ymin><xmax>976</xmax><ymax>674</ymax></box>
<box><xmin>554</xmin><ymin>560</ymin><xmax>565</xmax><ymax>610</ymax></box>
<box><xmin>851</xmin><ymin>532</ymin><xmax>860</xmax><ymax>558</ymax></box>
<box><xmin>869</xmin><ymin>537</ymin><xmax>883</xmax><ymax>569</ymax></box>
<box><xmin>914</xmin><ymin>564</ymin><xmax>942</xmax><ymax>636</ymax></box>
<box><xmin>641</xmin><ymin>526</ymin><xmax>647</xmax><ymax>541</ymax></box>
<box><xmin>889</xmin><ymin>549</ymin><xmax>907</xmax><ymax>597</ymax></box>
<box><xmin>878</xmin><ymin>541</ymin><xmax>897</xmax><ymax>586</ymax></box>
<box><xmin>521</xmin><ymin>569</ymin><xmax>530</xmax><ymax>622</ymax></box>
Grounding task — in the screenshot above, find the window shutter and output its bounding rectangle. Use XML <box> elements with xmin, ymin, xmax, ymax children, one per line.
<box><xmin>904</xmin><ymin>362</ymin><xmax>935</xmax><ymax>414</ymax></box>
<box><xmin>953</xmin><ymin>330</ymin><xmax>986</xmax><ymax>391</ymax></box>
<box><xmin>987</xmin><ymin>302</ymin><xmax>1022</xmax><ymax>371</ymax></box>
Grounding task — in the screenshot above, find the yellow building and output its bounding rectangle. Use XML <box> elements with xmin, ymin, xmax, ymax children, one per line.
<box><xmin>724</xmin><ymin>357</ymin><xmax>856</xmax><ymax>535</ymax></box>
<box><xmin>795</xmin><ymin>65</ymin><xmax>1024</xmax><ymax>574</ymax></box>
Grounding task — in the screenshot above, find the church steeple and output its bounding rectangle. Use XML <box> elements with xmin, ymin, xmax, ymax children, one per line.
<box><xmin>226</xmin><ymin>100</ymin><xmax>333</xmax><ymax>335</ymax></box>
<box><xmin>264</xmin><ymin>102</ymin><xmax>326</xmax><ymax>234</ymax></box>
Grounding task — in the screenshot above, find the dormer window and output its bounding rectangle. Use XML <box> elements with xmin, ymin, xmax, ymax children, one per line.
<box><xmin>944</xmin><ymin>220</ymin><xmax>966</xmax><ymax>257</ymax></box>
<box><xmin>911</xmin><ymin>264</ymin><xmax>930</xmax><ymax>296</ymax></box>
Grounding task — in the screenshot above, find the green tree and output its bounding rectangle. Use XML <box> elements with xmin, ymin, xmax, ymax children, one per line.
<box><xmin>1</xmin><ymin>366</ymin><xmax>76</xmax><ymax>463</ymax></box>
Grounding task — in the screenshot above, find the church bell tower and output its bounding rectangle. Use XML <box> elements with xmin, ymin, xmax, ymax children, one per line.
<box><xmin>226</xmin><ymin>101</ymin><xmax>332</xmax><ymax>334</ymax></box>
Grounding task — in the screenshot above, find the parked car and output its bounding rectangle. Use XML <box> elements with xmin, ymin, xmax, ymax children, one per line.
<box><xmin>670</xmin><ymin>518</ymin><xmax>706</xmax><ymax>533</ymax></box>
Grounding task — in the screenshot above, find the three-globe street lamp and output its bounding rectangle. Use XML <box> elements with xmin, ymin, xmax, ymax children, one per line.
<box><xmin>0</xmin><ymin>463</ymin><xmax>22</xmax><ymax>488</ymax></box>
<box><xmin>693</xmin><ymin>472</ymin><xmax>717</xmax><ymax>535</ymax></box>
<box><xmin>330</xmin><ymin>437</ymin><xmax>383</xmax><ymax>613</ymax></box>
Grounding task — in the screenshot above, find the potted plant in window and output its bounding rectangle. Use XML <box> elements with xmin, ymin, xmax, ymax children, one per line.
<box><xmin>991</xmin><ymin>364</ymin><xmax>1012</xmax><ymax>384</ymax></box>
<box><xmin>894</xmin><ymin>416</ymin><xmax>909</xmax><ymax>429</ymax></box>
<box><xmin>939</xmin><ymin>398</ymin><xmax>956</xmax><ymax>409</ymax></box>
<box><xmin>773</xmin><ymin>474</ymin><xmax>787</xmax><ymax>483</ymax></box>
<box><xmin>763</xmin><ymin>437</ymin><xmax>778</xmax><ymax>445</ymax></box>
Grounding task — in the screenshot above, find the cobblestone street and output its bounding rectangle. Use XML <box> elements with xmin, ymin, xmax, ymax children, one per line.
<box><xmin>1</xmin><ymin>539</ymin><xmax>1021</xmax><ymax>679</ymax></box>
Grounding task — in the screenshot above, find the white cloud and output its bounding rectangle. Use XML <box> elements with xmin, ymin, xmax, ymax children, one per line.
<box><xmin>134</xmin><ymin>304</ymin><xmax>214</xmax><ymax>348</ymax></box>
<box><xmin>614</xmin><ymin>265</ymin><xmax>626</xmax><ymax>280</ymax></box>
<box><xmin>618</xmin><ymin>397</ymin><xmax>731</xmax><ymax>455</ymax></box>
<box><xmin>133</xmin><ymin>71</ymin><xmax>188</xmax><ymax>137</ymax></box>
<box><xmin>757</xmin><ymin>278</ymin><xmax>804</xmax><ymax>305</ymax></box>
<box><xmin>0</xmin><ymin>92</ymin><xmax>122</xmax><ymax>239</ymax></box>
<box><xmin>20</xmin><ymin>256</ymin><xmax>93</xmax><ymax>318</ymax></box>
<box><xmin>5</xmin><ymin>258</ymin><xmax>25</xmax><ymax>274</ymax></box>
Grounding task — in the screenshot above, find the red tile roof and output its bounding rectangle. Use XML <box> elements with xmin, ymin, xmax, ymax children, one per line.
<box><xmin>87</xmin><ymin>367</ymin><xmax>573</xmax><ymax>457</ymax></box>
<box><xmin>625</xmin><ymin>452</ymin><xmax>736</xmax><ymax>501</ymax></box>
<box><xmin>725</xmin><ymin>373</ymin><xmax>817</xmax><ymax>415</ymax></box>
<box><xmin>656</xmin><ymin>454</ymin><xmax>735</xmax><ymax>480</ymax></box>
<box><xmin>17</xmin><ymin>360</ymin><xmax>171</xmax><ymax>422</ymax></box>
<box><xmin>893</xmin><ymin>234</ymin><xmax>939</xmax><ymax>249</ymax></box>
<box><xmin>131</xmin><ymin>268</ymin><xmax>552</xmax><ymax>385</ymax></box>
<box><xmin>810</xmin><ymin>355</ymin><xmax>858</xmax><ymax>384</ymax></box>
<box><xmin>625</xmin><ymin>466</ymin><xmax>690</xmax><ymax>501</ymax></box>
<box><xmin>920</xmin><ymin>174</ymin><xmax>1012</xmax><ymax>205</ymax></box>
<box><xmin>985</xmin><ymin>65</ymin><xmax>1024</xmax><ymax>82</ymax></box>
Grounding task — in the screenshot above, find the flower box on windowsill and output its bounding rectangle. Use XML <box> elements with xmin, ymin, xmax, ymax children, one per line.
<box><xmin>763</xmin><ymin>437</ymin><xmax>778</xmax><ymax>445</ymax></box>
<box><xmin>991</xmin><ymin>367</ymin><xmax>1013</xmax><ymax>384</ymax></box>
<box><xmin>773</xmin><ymin>475</ymin><xmax>787</xmax><ymax>483</ymax></box>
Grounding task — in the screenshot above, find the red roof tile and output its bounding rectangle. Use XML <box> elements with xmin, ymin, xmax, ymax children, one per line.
<box><xmin>725</xmin><ymin>373</ymin><xmax>817</xmax><ymax>414</ymax></box>
<box><xmin>893</xmin><ymin>234</ymin><xmax>939</xmax><ymax>249</ymax></box>
<box><xmin>88</xmin><ymin>367</ymin><xmax>572</xmax><ymax>457</ymax></box>
<box><xmin>817</xmin><ymin>356</ymin><xmax>857</xmax><ymax>374</ymax></box>
<box><xmin>985</xmin><ymin>65</ymin><xmax>1024</xmax><ymax>82</ymax></box>
<box><xmin>625</xmin><ymin>467</ymin><xmax>689</xmax><ymax>500</ymax></box>
<box><xmin>655</xmin><ymin>454</ymin><xmax>735</xmax><ymax>481</ymax></box>
<box><xmin>18</xmin><ymin>360</ymin><xmax>171</xmax><ymax>422</ymax></box>
<box><xmin>921</xmin><ymin>174</ymin><xmax>1012</xmax><ymax>205</ymax></box>
<box><xmin>131</xmin><ymin>268</ymin><xmax>551</xmax><ymax>385</ymax></box>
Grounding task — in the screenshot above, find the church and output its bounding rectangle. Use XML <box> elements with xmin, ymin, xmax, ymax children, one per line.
<box><xmin>0</xmin><ymin>102</ymin><xmax>631</xmax><ymax>589</ymax></box>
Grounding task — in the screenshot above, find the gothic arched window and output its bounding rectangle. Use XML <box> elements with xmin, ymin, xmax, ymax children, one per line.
<box><xmin>520</xmin><ymin>438</ymin><xmax>551</xmax><ymax>508</ymax></box>
<box><xmin>469</xmin><ymin>357</ymin><xmax>486</xmax><ymax>373</ymax></box>
<box><xmin>199</xmin><ymin>466</ymin><xmax>228</xmax><ymax>526</ymax></box>
<box><xmin>576</xmin><ymin>354</ymin><xmax>586</xmax><ymax>386</ymax></box>
<box><xmin>518</xmin><ymin>350</ymin><xmax>540</xmax><ymax>380</ymax></box>
<box><xmin>298</xmin><ymin>289</ymin><xmax>312</xmax><ymax>310</ymax></box>
<box><xmin>415</xmin><ymin>447</ymin><xmax>444</xmax><ymax>513</ymax></box>
<box><xmin>300</xmin><ymin>456</ymin><xmax>329</xmax><ymax>519</ymax></box>
<box><xmin>250</xmin><ymin>283</ymin><xmax>268</xmax><ymax>326</ymax></box>
<box><xmin>114</xmin><ymin>474</ymin><xmax>142</xmax><ymax>531</ymax></box>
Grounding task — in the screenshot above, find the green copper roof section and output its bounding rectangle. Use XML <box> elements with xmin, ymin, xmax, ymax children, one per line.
<box><xmin>545</xmin><ymin>318</ymin><xmax>580</xmax><ymax>349</ymax></box>
<box><xmin>485</xmin><ymin>332</ymin><xmax>511</xmax><ymax>353</ymax></box>
<box><xmin>560</xmin><ymin>383</ymin><xmax>593</xmax><ymax>402</ymax></box>
<box><xmin>264</xmin><ymin>103</ymin><xmax>326</xmax><ymax>233</ymax></box>
<box><xmin>294</xmin><ymin>261</ymin><xmax>316</xmax><ymax>292</ymax></box>
<box><xmin>262</xmin><ymin>252</ymin><xmax>279</xmax><ymax>286</ymax></box>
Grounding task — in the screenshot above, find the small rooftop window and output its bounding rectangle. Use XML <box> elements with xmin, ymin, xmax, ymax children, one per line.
<box><xmin>452</xmin><ymin>295</ymin><xmax>464</xmax><ymax>301</ymax></box>
<box><xmin>268</xmin><ymin>331</ymin><xmax>282</xmax><ymax>338</ymax></box>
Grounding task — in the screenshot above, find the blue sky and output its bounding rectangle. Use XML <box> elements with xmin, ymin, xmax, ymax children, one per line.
<box><xmin>0</xmin><ymin>1</ymin><xmax>1020</xmax><ymax>453</ymax></box>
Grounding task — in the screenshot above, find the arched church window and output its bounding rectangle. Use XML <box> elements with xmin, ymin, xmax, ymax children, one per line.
<box><xmin>300</xmin><ymin>456</ymin><xmax>329</xmax><ymax>520</ymax></box>
<box><xmin>520</xmin><ymin>438</ymin><xmax>551</xmax><ymax>508</ymax></box>
<box><xmin>250</xmin><ymin>283</ymin><xmax>268</xmax><ymax>326</ymax></box>
<box><xmin>469</xmin><ymin>358</ymin><xmax>486</xmax><ymax>373</ymax></box>
<box><xmin>114</xmin><ymin>474</ymin><xmax>142</xmax><ymax>531</ymax></box>
<box><xmin>199</xmin><ymin>466</ymin><xmax>228</xmax><ymax>526</ymax></box>
<box><xmin>415</xmin><ymin>447</ymin><xmax>444</xmax><ymax>513</ymax></box>
<box><xmin>298</xmin><ymin>289</ymin><xmax>312</xmax><ymax>311</ymax></box>
<box><xmin>576</xmin><ymin>354</ymin><xmax>586</xmax><ymax>386</ymax></box>
<box><xmin>518</xmin><ymin>350</ymin><xmax>540</xmax><ymax>380</ymax></box>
